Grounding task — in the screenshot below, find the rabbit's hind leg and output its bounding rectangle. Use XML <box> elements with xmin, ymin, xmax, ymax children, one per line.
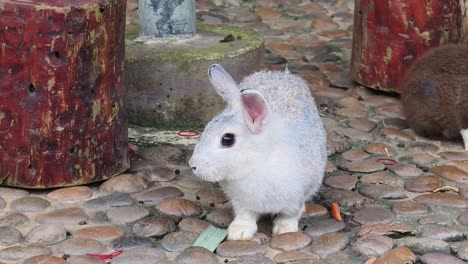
<box><xmin>272</xmin><ymin>205</ymin><xmax>305</xmax><ymax>235</ymax></box>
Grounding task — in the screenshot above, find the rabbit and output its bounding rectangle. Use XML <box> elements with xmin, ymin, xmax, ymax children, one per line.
<box><xmin>401</xmin><ymin>44</ymin><xmax>468</xmax><ymax>150</ymax></box>
<box><xmin>189</xmin><ymin>64</ymin><xmax>327</xmax><ymax>240</ymax></box>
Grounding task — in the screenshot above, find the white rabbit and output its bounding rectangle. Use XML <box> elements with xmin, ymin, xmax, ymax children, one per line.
<box><xmin>189</xmin><ymin>64</ymin><xmax>327</xmax><ymax>240</ymax></box>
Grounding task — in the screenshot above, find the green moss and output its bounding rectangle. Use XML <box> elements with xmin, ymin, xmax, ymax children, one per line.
<box><xmin>281</xmin><ymin>14</ymin><xmax>310</xmax><ymax>21</ymax></box>
<box><xmin>420</xmin><ymin>31</ymin><xmax>430</xmax><ymax>42</ymax></box>
<box><xmin>92</xmin><ymin>101</ymin><xmax>101</xmax><ymax>121</ymax></box>
<box><xmin>130</xmin><ymin>114</ymin><xmax>204</xmax><ymax>130</ymax></box>
<box><xmin>125</xmin><ymin>24</ymin><xmax>264</xmax><ymax>65</ymax></box>
<box><xmin>125</xmin><ymin>28</ymin><xmax>139</xmax><ymax>40</ymax></box>
<box><xmin>441</xmin><ymin>30</ymin><xmax>450</xmax><ymax>44</ymax></box>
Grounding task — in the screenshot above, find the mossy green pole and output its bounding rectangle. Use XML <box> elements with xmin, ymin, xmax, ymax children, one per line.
<box><xmin>138</xmin><ymin>0</ymin><xmax>196</xmax><ymax>38</ymax></box>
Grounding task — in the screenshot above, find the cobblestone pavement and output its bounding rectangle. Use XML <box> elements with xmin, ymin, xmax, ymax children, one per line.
<box><xmin>1</xmin><ymin>0</ymin><xmax>468</xmax><ymax>263</ymax></box>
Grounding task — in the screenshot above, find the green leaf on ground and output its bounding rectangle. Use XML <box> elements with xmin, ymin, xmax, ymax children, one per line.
<box><xmin>192</xmin><ymin>225</ymin><xmax>228</xmax><ymax>252</ymax></box>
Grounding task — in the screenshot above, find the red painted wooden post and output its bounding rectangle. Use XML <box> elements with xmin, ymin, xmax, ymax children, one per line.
<box><xmin>461</xmin><ymin>1</ymin><xmax>468</xmax><ymax>44</ymax></box>
<box><xmin>0</xmin><ymin>0</ymin><xmax>129</xmax><ymax>188</ymax></box>
<box><xmin>351</xmin><ymin>0</ymin><xmax>464</xmax><ymax>93</ymax></box>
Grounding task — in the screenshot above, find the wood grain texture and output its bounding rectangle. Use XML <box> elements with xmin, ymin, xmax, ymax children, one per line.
<box><xmin>351</xmin><ymin>0</ymin><xmax>463</xmax><ymax>92</ymax></box>
<box><xmin>0</xmin><ymin>0</ymin><xmax>129</xmax><ymax>188</ymax></box>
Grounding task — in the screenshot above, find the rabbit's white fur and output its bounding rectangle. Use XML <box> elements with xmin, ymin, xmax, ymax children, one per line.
<box><xmin>189</xmin><ymin>64</ymin><xmax>326</xmax><ymax>240</ymax></box>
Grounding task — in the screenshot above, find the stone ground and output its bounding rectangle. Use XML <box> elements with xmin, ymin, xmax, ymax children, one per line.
<box><xmin>1</xmin><ymin>0</ymin><xmax>468</xmax><ymax>263</ymax></box>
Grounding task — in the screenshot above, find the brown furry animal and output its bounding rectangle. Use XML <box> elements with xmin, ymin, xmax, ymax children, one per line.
<box><xmin>401</xmin><ymin>44</ymin><xmax>468</xmax><ymax>150</ymax></box>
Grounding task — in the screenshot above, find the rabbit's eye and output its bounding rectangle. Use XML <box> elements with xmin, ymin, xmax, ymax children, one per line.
<box><xmin>221</xmin><ymin>133</ymin><xmax>235</xmax><ymax>147</ymax></box>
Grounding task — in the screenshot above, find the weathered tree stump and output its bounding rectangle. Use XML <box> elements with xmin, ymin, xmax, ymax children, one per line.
<box><xmin>0</xmin><ymin>0</ymin><xmax>129</xmax><ymax>188</ymax></box>
<box><xmin>461</xmin><ymin>0</ymin><xmax>468</xmax><ymax>44</ymax></box>
<box><xmin>351</xmin><ymin>0</ymin><xmax>464</xmax><ymax>93</ymax></box>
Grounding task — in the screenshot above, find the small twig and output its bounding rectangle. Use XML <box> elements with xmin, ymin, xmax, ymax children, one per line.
<box><xmin>382</xmin><ymin>120</ymin><xmax>388</xmax><ymax>128</ymax></box>
<box><xmin>384</xmin><ymin>147</ymin><xmax>390</xmax><ymax>157</ymax></box>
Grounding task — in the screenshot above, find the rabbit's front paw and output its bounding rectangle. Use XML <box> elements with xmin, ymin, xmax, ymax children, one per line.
<box><xmin>227</xmin><ymin>222</ymin><xmax>257</xmax><ymax>240</ymax></box>
<box><xmin>272</xmin><ymin>217</ymin><xmax>299</xmax><ymax>235</ymax></box>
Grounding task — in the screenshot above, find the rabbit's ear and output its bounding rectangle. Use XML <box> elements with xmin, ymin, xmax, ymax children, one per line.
<box><xmin>241</xmin><ymin>90</ymin><xmax>269</xmax><ymax>133</ymax></box>
<box><xmin>208</xmin><ymin>64</ymin><xmax>240</xmax><ymax>107</ymax></box>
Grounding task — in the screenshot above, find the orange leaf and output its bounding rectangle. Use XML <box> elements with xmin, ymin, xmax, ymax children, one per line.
<box><xmin>364</xmin><ymin>256</ymin><xmax>377</xmax><ymax>264</ymax></box>
<box><xmin>331</xmin><ymin>202</ymin><xmax>342</xmax><ymax>222</ymax></box>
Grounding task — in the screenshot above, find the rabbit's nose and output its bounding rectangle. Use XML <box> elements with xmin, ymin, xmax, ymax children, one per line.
<box><xmin>191</xmin><ymin>167</ymin><xmax>197</xmax><ymax>171</ymax></box>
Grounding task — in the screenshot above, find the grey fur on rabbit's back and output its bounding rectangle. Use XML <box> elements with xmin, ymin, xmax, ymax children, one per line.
<box><xmin>240</xmin><ymin>70</ymin><xmax>320</xmax><ymax>119</ymax></box>
<box><xmin>189</xmin><ymin>64</ymin><xmax>326</xmax><ymax>240</ymax></box>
